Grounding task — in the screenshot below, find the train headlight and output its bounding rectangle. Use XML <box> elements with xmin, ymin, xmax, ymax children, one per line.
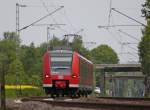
<box><xmin>45</xmin><ymin>75</ymin><xmax>49</xmax><ymax>78</ymax></box>
<box><xmin>72</xmin><ymin>75</ymin><xmax>77</xmax><ymax>78</ymax></box>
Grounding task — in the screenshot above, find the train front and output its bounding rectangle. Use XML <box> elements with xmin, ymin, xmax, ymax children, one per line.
<box><xmin>43</xmin><ymin>48</ymin><xmax>79</xmax><ymax>96</ymax></box>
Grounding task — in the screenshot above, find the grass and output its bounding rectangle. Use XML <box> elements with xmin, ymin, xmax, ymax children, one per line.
<box><xmin>0</xmin><ymin>108</ymin><xmax>16</xmax><ymax>110</ymax></box>
<box><xmin>0</xmin><ymin>105</ymin><xmax>19</xmax><ymax>110</ymax></box>
<box><xmin>6</xmin><ymin>88</ymin><xmax>45</xmax><ymax>98</ymax></box>
<box><xmin>5</xmin><ymin>85</ymin><xmax>45</xmax><ymax>98</ymax></box>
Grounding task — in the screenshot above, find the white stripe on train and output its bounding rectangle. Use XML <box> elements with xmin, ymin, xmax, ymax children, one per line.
<box><xmin>43</xmin><ymin>84</ymin><xmax>92</xmax><ymax>89</ymax></box>
<box><xmin>43</xmin><ymin>84</ymin><xmax>79</xmax><ymax>87</ymax></box>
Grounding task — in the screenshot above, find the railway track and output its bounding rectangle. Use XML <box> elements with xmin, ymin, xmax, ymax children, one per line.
<box><xmin>20</xmin><ymin>96</ymin><xmax>150</xmax><ymax>110</ymax></box>
<box><xmin>98</xmin><ymin>96</ymin><xmax>150</xmax><ymax>101</ymax></box>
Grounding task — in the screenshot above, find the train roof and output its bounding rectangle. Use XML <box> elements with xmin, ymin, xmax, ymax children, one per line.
<box><xmin>77</xmin><ymin>52</ymin><xmax>93</xmax><ymax>64</ymax></box>
<box><xmin>50</xmin><ymin>50</ymin><xmax>73</xmax><ymax>54</ymax></box>
<box><xmin>46</xmin><ymin>47</ymin><xmax>93</xmax><ymax>64</ymax></box>
<box><xmin>49</xmin><ymin>46</ymin><xmax>72</xmax><ymax>51</ymax></box>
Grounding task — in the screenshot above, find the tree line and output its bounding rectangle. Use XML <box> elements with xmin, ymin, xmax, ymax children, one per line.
<box><xmin>0</xmin><ymin>32</ymin><xmax>119</xmax><ymax>86</ymax></box>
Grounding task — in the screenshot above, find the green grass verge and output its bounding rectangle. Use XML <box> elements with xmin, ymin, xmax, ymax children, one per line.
<box><xmin>6</xmin><ymin>88</ymin><xmax>45</xmax><ymax>98</ymax></box>
<box><xmin>0</xmin><ymin>108</ymin><xmax>15</xmax><ymax>110</ymax></box>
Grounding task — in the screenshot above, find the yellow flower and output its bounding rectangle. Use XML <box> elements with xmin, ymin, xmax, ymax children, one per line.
<box><xmin>5</xmin><ymin>85</ymin><xmax>38</xmax><ymax>89</ymax></box>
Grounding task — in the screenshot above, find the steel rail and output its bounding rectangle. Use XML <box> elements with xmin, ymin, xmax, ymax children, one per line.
<box><xmin>98</xmin><ymin>97</ymin><xmax>150</xmax><ymax>101</ymax></box>
<box><xmin>21</xmin><ymin>97</ymin><xmax>150</xmax><ymax>110</ymax></box>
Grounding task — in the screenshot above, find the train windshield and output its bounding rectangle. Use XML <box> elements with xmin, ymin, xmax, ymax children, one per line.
<box><xmin>50</xmin><ymin>51</ymin><xmax>72</xmax><ymax>74</ymax></box>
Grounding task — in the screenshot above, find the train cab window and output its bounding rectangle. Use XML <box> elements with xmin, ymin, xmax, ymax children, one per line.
<box><xmin>50</xmin><ymin>51</ymin><xmax>72</xmax><ymax>74</ymax></box>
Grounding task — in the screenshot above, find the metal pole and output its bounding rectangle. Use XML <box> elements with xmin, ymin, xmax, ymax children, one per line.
<box><xmin>0</xmin><ymin>61</ymin><xmax>6</xmax><ymax>110</ymax></box>
<box><xmin>100</xmin><ymin>69</ymin><xmax>105</xmax><ymax>96</ymax></box>
<box><xmin>16</xmin><ymin>3</ymin><xmax>20</xmax><ymax>36</ymax></box>
<box><xmin>47</xmin><ymin>27</ymin><xmax>50</xmax><ymax>51</ymax></box>
<box><xmin>104</xmin><ymin>71</ymin><xmax>106</xmax><ymax>96</ymax></box>
<box><xmin>92</xmin><ymin>70</ymin><xmax>96</xmax><ymax>96</ymax></box>
<box><xmin>16</xmin><ymin>3</ymin><xmax>22</xmax><ymax>96</ymax></box>
<box><xmin>112</xmin><ymin>76</ymin><xmax>114</xmax><ymax>96</ymax></box>
<box><xmin>16</xmin><ymin>3</ymin><xmax>19</xmax><ymax>96</ymax></box>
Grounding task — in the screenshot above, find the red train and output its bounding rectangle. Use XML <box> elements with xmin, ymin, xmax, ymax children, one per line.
<box><xmin>43</xmin><ymin>47</ymin><xmax>93</xmax><ymax>97</ymax></box>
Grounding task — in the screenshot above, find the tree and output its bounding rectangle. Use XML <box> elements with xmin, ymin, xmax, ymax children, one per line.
<box><xmin>0</xmin><ymin>32</ymin><xmax>18</xmax><ymax>109</ymax></box>
<box><xmin>0</xmin><ymin>53</ymin><xmax>7</xmax><ymax>110</ymax></box>
<box><xmin>21</xmin><ymin>42</ymin><xmax>41</xmax><ymax>75</ymax></box>
<box><xmin>90</xmin><ymin>44</ymin><xmax>119</xmax><ymax>87</ymax></box>
<box><xmin>47</xmin><ymin>35</ymin><xmax>91</xmax><ymax>59</ymax></box>
<box><xmin>72</xmin><ymin>36</ymin><xmax>91</xmax><ymax>59</ymax></box>
<box><xmin>91</xmin><ymin>44</ymin><xmax>119</xmax><ymax>64</ymax></box>
<box><xmin>72</xmin><ymin>35</ymin><xmax>83</xmax><ymax>51</ymax></box>
<box><xmin>38</xmin><ymin>42</ymin><xmax>47</xmax><ymax>55</ymax></box>
<box><xmin>5</xmin><ymin>59</ymin><xmax>27</xmax><ymax>84</ymax></box>
<box><xmin>48</xmin><ymin>36</ymin><xmax>62</xmax><ymax>47</ymax></box>
<box><xmin>138</xmin><ymin>21</ymin><xmax>150</xmax><ymax>97</ymax></box>
<box><xmin>138</xmin><ymin>0</ymin><xmax>150</xmax><ymax>97</ymax></box>
<box><xmin>142</xmin><ymin>0</ymin><xmax>150</xmax><ymax>19</ymax></box>
<box><xmin>3</xmin><ymin>32</ymin><xmax>20</xmax><ymax>44</ymax></box>
<box><xmin>0</xmin><ymin>32</ymin><xmax>44</xmax><ymax>86</ymax></box>
<box><xmin>0</xmin><ymin>32</ymin><xmax>18</xmax><ymax>75</ymax></box>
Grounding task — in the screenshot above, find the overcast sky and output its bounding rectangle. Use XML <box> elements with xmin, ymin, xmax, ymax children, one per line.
<box><xmin>0</xmin><ymin>0</ymin><xmax>146</xmax><ymax>63</ymax></box>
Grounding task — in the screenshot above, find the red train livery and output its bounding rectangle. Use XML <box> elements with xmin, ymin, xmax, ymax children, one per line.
<box><xmin>43</xmin><ymin>48</ymin><xmax>93</xmax><ymax>97</ymax></box>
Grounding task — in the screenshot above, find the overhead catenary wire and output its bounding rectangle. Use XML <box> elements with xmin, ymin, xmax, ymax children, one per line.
<box><xmin>119</xmin><ymin>42</ymin><xmax>138</xmax><ymax>45</ymax></box>
<box><xmin>118</xmin><ymin>52</ymin><xmax>138</xmax><ymax>58</ymax></box>
<box><xmin>103</xmin><ymin>28</ymin><xmax>128</xmax><ymax>61</ymax></box>
<box><xmin>118</xmin><ymin>41</ymin><xmax>138</xmax><ymax>52</ymax></box>
<box><xmin>40</xmin><ymin>0</ymin><xmax>79</xmax><ymax>35</ymax></box>
<box><xmin>108</xmin><ymin>0</ymin><xmax>112</xmax><ymax>26</ymax></box>
<box><xmin>40</xmin><ymin>0</ymin><xmax>49</xmax><ymax>13</ymax></box>
<box><xmin>75</xmin><ymin>29</ymin><xmax>84</xmax><ymax>35</ymax></box>
<box><xmin>98</xmin><ymin>2</ymin><xmax>140</xmax><ymax>62</ymax></box>
<box><xmin>18</xmin><ymin>5</ymin><xmax>57</xmax><ymax>8</ymax></box>
<box><xmin>106</xmin><ymin>28</ymin><xmax>138</xmax><ymax>53</ymax></box>
<box><xmin>127</xmin><ymin>44</ymin><xmax>138</xmax><ymax>52</ymax></box>
<box><xmin>118</xmin><ymin>52</ymin><xmax>138</xmax><ymax>55</ymax></box>
<box><xmin>104</xmin><ymin>27</ymin><xmax>139</xmax><ymax>59</ymax></box>
<box><xmin>62</xmin><ymin>9</ymin><xmax>77</xmax><ymax>33</ymax></box>
<box><xmin>118</xmin><ymin>31</ymin><xmax>139</xmax><ymax>60</ymax></box>
<box><xmin>109</xmin><ymin>25</ymin><xmax>139</xmax><ymax>55</ymax></box>
<box><xmin>101</xmin><ymin>5</ymin><xmax>125</xmax><ymax>45</ymax></box>
<box><xmin>98</xmin><ymin>24</ymin><xmax>143</xmax><ymax>28</ymax></box>
<box><xmin>107</xmin><ymin>8</ymin><xmax>125</xmax><ymax>43</ymax></box>
<box><xmin>19</xmin><ymin>6</ymin><xmax>64</xmax><ymax>31</ymax></box>
<box><xmin>111</xmin><ymin>8</ymin><xmax>146</xmax><ymax>27</ymax></box>
<box><xmin>39</xmin><ymin>0</ymin><xmax>68</xmax><ymax>34</ymax></box>
<box><xmin>39</xmin><ymin>0</ymin><xmax>87</xmax><ymax>46</ymax></box>
<box><xmin>32</xmin><ymin>23</ymin><xmax>66</xmax><ymax>27</ymax></box>
<box><xmin>118</xmin><ymin>29</ymin><xmax>140</xmax><ymax>42</ymax></box>
<box><xmin>104</xmin><ymin>28</ymin><xmax>121</xmax><ymax>43</ymax></box>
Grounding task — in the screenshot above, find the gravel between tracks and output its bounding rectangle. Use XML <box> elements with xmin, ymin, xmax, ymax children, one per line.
<box><xmin>2</xmin><ymin>99</ymin><xmax>94</xmax><ymax>110</ymax></box>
